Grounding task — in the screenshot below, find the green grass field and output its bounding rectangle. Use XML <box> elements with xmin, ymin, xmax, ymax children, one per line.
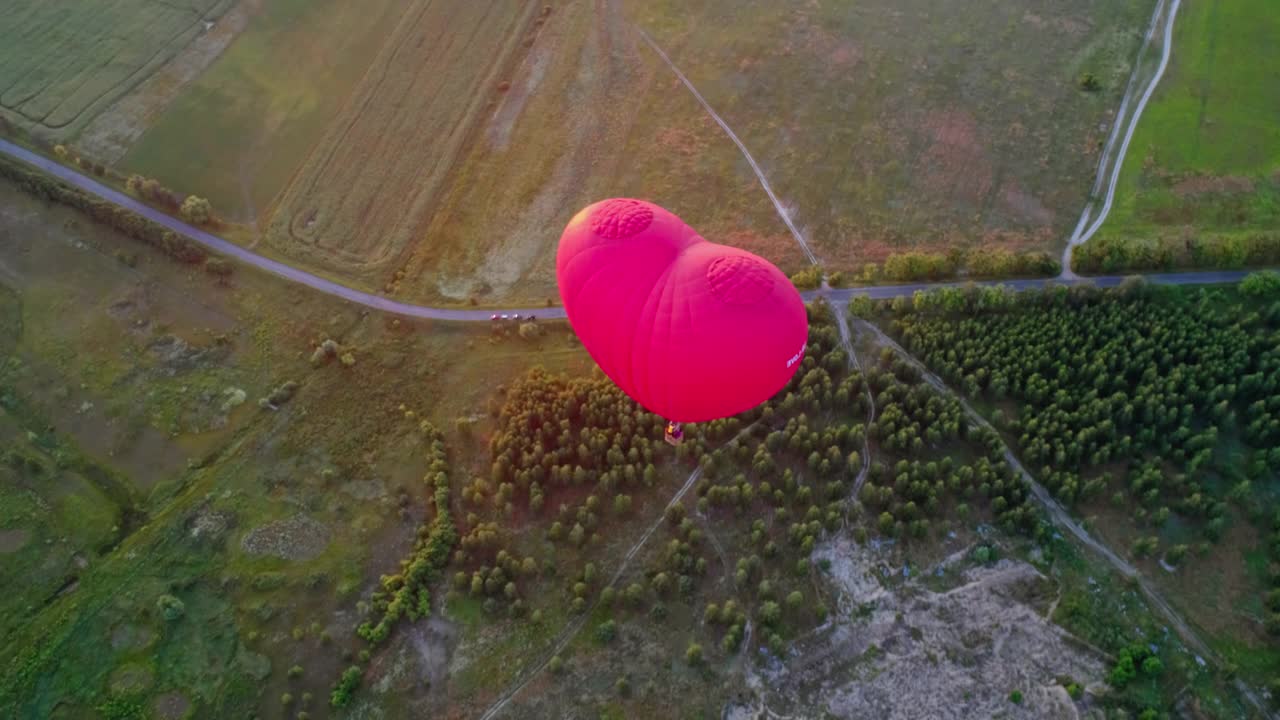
<box><xmin>1102</xmin><ymin>0</ymin><xmax>1280</xmax><ymax>239</ymax></box>
<box><xmin>0</xmin><ymin>0</ymin><xmax>232</xmax><ymax>138</ymax></box>
<box><xmin>122</xmin><ymin>0</ymin><xmax>407</xmax><ymax>221</ymax></box>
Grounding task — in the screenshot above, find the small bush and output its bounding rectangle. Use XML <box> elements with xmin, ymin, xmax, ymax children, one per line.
<box><xmin>156</xmin><ymin>594</ymin><xmax>185</xmax><ymax>621</ymax></box>
<box><xmin>1242</xmin><ymin>270</ymin><xmax>1280</xmax><ymax>297</ymax></box>
<box><xmin>594</xmin><ymin>620</ymin><xmax>616</xmax><ymax>644</ymax></box>
<box><xmin>685</xmin><ymin>642</ymin><xmax>703</xmax><ymax>666</ymax></box>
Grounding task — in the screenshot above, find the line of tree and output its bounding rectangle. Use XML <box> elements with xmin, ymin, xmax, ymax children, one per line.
<box><xmin>871</xmin><ymin>249</ymin><xmax>1059</xmax><ymax>283</ymax></box>
<box><xmin>0</xmin><ymin>156</ymin><xmax>209</xmax><ymax>264</ymax></box>
<box><xmin>332</xmin><ymin>421</ymin><xmax>457</xmax><ymax>708</ymax></box>
<box><xmin>790</xmin><ymin>250</ymin><xmax>1060</xmax><ymax>290</ymax></box>
<box><xmin>1073</xmin><ymin>231</ymin><xmax>1280</xmax><ymax>274</ymax></box>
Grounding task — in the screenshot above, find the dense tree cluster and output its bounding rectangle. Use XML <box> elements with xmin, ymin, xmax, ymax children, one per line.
<box><xmin>879</xmin><ymin>283</ymin><xmax>1280</xmax><ymax>658</ymax></box>
<box><xmin>888</xmin><ymin>285</ymin><xmax>1279</xmax><ymax>512</ymax></box>
<box><xmin>1073</xmin><ymin>232</ymin><xmax>1280</xmax><ymax>274</ymax></box>
<box><xmin>859</xmin><ymin>363</ymin><xmax>1037</xmax><ymax>537</ymax></box>
<box><xmin>484</xmin><ymin>368</ymin><xmax>665</xmax><ymax>522</ymax></box>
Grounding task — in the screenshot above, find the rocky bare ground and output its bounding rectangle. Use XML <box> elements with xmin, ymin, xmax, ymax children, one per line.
<box><xmin>733</xmin><ymin>537</ymin><xmax>1108</xmax><ymax>720</ymax></box>
<box><xmin>240</xmin><ymin>513</ymin><xmax>331</xmax><ymax>561</ymax></box>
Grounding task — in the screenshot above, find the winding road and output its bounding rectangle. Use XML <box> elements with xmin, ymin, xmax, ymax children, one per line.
<box><xmin>0</xmin><ymin>138</ymin><xmax>1264</xmax><ymax>328</ymax></box>
<box><xmin>0</xmin><ymin>138</ymin><xmax>560</xmax><ymax>322</ymax></box>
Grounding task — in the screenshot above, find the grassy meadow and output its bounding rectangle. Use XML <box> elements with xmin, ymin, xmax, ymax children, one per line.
<box><xmin>396</xmin><ymin>0</ymin><xmax>1159</xmax><ymax>304</ymax></box>
<box><xmin>1101</xmin><ymin>0</ymin><xmax>1280</xmax><ymax>240</ymax></box>
<box><xmin>0</xmin><ymin>176</ymin><xmax>593</xmax><ymax>718</ymax></box>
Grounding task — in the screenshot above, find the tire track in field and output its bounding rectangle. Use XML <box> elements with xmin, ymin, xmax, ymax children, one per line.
<box><xmin>634</xmin><ymin>27</ymin><xmax>819</xmax><ymax>267</ymax></box>
<box><xmin>635</xmin><ymin>25</ymin><xmax>874</xmax><ymax>506</ymax></box>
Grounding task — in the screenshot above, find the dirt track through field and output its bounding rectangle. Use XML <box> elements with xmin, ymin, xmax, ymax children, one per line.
<box><xmin>1061</xmin><ymin>0</ymin><xmax>1183</xmax><ymax>277</ymax></box>
<box><xmin>634</xmin><ymin>28</ymin><xmax>819</xmax><ymax>267</ymax></box>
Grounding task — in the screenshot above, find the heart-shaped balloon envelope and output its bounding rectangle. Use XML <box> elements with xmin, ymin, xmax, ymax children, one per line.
<box><xmin>557</xmin><ymin>199</ymin><xmax>809</xmax><ymax>423</ymax></box>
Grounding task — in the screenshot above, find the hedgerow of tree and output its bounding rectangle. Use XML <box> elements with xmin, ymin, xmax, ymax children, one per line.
<box><xmin>330</xmin><ymin>421</ymin><xmax>456</xmax><ymax>708</ymax></box>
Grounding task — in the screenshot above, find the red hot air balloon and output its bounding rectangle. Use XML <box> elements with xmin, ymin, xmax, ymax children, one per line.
<box><xmin>557</xmin><ymin>199</ymin><xmax>809</xmax><ymax>440</ymax></box>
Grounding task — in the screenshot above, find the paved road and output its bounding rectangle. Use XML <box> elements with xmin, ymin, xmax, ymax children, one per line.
<box><xmin>0</xmin><ymin>138</ymin><xmax>1269</xmax><ymax>325</ymax></box>
<box><xmin>825</xmin><ymin>269</ymin><xmax>1262</xmax><ymax>302</ymax></box>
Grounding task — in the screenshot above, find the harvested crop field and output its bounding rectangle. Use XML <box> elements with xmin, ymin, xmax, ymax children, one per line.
<box><xmin>0</xmin><ymin>0</ymin><xmax>234</xmax><ymax>139</ymax></box>
<box><xmin>264</xmin><ymin>0</ymin><xmax>541</xmax><ymax>276</ymax></box>
<box><xmin>121</xmin><ymin>0</ymin><xmax>408</xmax><ymax>221</ymax></box>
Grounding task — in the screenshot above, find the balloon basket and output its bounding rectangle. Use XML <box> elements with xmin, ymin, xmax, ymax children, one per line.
<box><xmin>664</xmin><ymin>432</ymin><xmax>684</xmax><ymax>447</ymax></box>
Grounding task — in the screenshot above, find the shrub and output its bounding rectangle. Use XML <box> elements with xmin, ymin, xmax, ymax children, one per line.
<box><xmin>330</xmin><ymin>665</ymin><xmax>362</xmax><ymax>708</ymax></box>
<box><xmin>789</xmin><ymin>266</ymin><xmax>824</xmax><ymax>290</ymax></box>
<box><xmin>204</xmin><ymin>257</ymin><xmax>232</xmax><ymax>279</ymax></box>
<box><xmin>180</xmin><ymin>195</ymin><xmax>212</xmax><ymax>224</ymax></box>
<box><xmin>1242</xmin><ymin>271</ymin><xmax>1280</xmax><ymax>297</ymax></box>
<box><xmin>156</xmin><ymin>594</ymin><xmax>185</xmax><ymax>621</ymax></box>
<box><xmin>686</xmin><ymin>642</ymin><xmax>704</xmax><ymax>666</ymax></box>
<box><xmin>594</xmin><ymin>620</ymin><xmax>616</xmax><ymax>644</ymax></box>
<box><xmin>759</xmin><ymin>601</ymin><xmax>781</xmax><ymax>627</ymax></box>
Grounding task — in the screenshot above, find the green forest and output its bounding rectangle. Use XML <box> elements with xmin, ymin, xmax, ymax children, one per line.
<box><xmin>857</xmin><ymin>274</ymin><xmax>1280</xmax><ymax>702</ymax></box>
